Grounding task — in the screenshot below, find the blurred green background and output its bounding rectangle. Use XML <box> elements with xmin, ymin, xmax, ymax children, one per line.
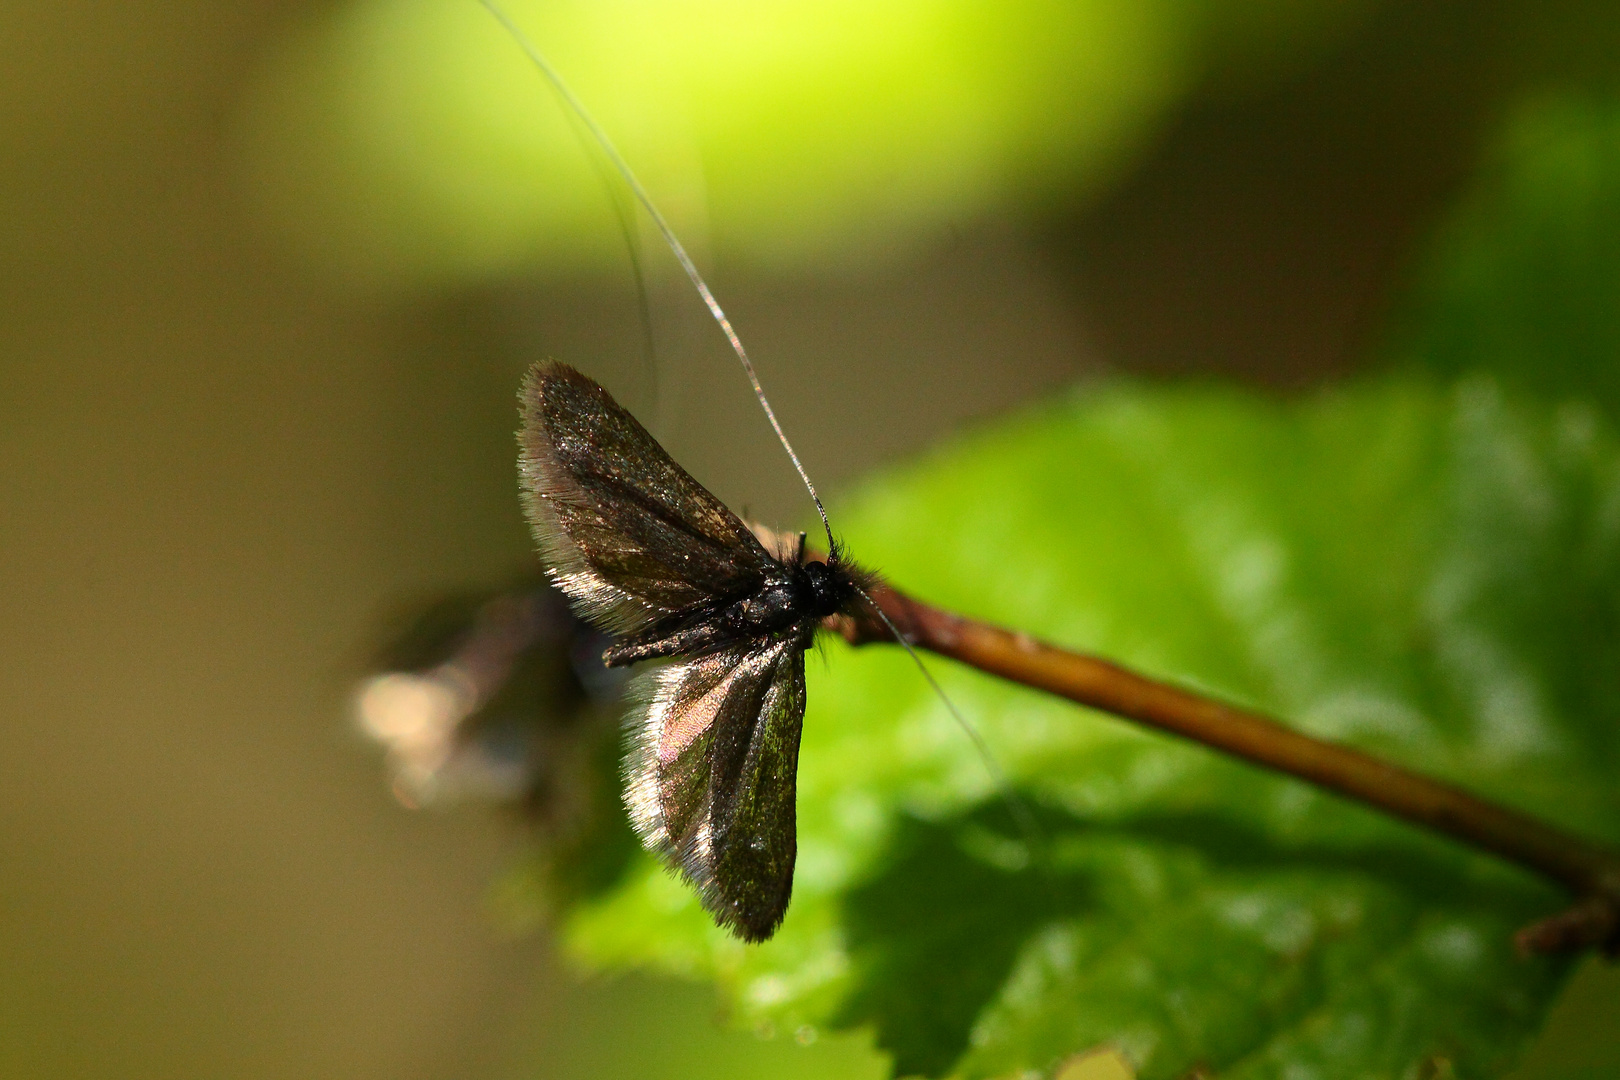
<box><xmin>2</xmin><ymin>0</ymin><xmax>1618</xmax><ymax>1077</ymax></box>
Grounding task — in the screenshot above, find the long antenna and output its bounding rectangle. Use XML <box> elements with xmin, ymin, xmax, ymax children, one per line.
<box><xmin>476</xmin><ymin>0</ymin><xmax>835</xmax><ymax>553</ymax></box>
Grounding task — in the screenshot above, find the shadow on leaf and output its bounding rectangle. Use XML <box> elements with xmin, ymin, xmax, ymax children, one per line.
<box><xmin>835</xmin><ymin>804</ymin><xmax>1098</xmax><ymax>1077</ymax></box>
<box><xmin>835</xmin><ymin>800</ymin><xmax>1569</xmax><ymax>1079</ymax></box>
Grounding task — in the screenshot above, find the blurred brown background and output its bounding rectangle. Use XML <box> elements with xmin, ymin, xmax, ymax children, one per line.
<box><xmin>2</xmin><ymin>2</ymin><xmax>1616</xmax><ymax>1077</ymax></box>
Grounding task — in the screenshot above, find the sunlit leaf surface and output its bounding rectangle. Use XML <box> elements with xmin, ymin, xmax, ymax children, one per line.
<box><xmin>565</xmin><ymin>375</ymin><xmax>1620</xmax><ymax>1079</ymax></box>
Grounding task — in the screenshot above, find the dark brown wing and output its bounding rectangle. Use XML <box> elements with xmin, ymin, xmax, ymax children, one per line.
<box><xmin>623</xmin><ymin>637</ymin><xmax>807</xmax><ymax>942</ymax></box>
<box><xmin>519</xmin><ymin>362</ymin><xmax>777</xmax><ymax>633</ymax></box>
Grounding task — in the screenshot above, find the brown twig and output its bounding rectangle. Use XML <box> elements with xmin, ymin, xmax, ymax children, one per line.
<box><xmin>837</xmin><ymin>579</ymin><xmax>1620</xmax><ymax>957</ymax></box>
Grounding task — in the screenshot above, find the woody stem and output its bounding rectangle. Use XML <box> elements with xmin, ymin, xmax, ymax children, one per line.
<box><xmin>837</xmin><ymin>580</ymin><xmax>1620</xmax><ymax>957</ymax></box>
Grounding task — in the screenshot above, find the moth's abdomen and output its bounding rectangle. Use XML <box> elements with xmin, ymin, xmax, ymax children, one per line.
<box><xmin>737</xmin><ymin>579</ymin><xmax>801</xmax><ymax>630</ymax></box>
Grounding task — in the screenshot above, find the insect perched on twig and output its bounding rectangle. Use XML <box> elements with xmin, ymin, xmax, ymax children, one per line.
<box><xmin>519</xmin><ymin>362</ymin><xmax>878</xmax><ymax>941</ymax></box>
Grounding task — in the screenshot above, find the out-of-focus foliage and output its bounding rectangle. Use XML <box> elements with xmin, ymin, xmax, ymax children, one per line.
<box><xmin>1388</xmin><ymin>93</ymin><xmax>1620</xmax><ymax>415</ymax></box>
<box><xmin>561</xmin><ymin>373</ymin><xmax>1620</xmax><ymax>1079</ymax></box>
<box><xmin>234</xmin><ymin>0</ymin><xmax>1374</xmax><ymax>290</ymax></box>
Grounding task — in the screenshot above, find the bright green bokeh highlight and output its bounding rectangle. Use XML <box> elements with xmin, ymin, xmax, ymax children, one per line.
<box><xmin>238</xmin><ymin>0</ymin><xmax>1202</xmax><ymax>289</ymax></box>
<box><xmin>236</xmin><ymin>0</ymin><xmax>1384</xmax><ymax>290</ymax></box>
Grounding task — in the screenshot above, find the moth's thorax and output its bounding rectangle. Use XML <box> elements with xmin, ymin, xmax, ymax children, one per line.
<box><xmin>738</xmin><ymin>559</ymin><xmax>844</xmax><ymax>632</ymax></box>
<box><xmin>796</xmin><ymin>558</ymin><xmax>856</xmax><ymax>619</ymax></box>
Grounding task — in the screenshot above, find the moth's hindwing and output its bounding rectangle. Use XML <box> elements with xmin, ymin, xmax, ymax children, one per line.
<box><xmin>623</xmin><ymin>637</ymin><xmax>808</xmax><ymax>942</ymax></box>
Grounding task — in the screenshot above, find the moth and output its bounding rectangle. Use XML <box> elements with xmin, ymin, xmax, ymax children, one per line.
<box><xmin>519</xmin><ymin>361</ymin><xmax>877</xmax><ymax>941</ymax></box>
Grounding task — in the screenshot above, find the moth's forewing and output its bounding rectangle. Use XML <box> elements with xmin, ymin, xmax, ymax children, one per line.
<box><xmin>624</xmin><ymin>638</ymin><xmax>807</xmax><ymax>942</ymax></box>
<box><xmin>519</xmin><ymin>362</ymin><xmax>777</xmax><ymax>632</ymax></box>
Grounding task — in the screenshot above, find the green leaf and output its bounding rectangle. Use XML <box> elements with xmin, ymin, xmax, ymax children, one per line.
<box><xmin>563</xmin><ymin>374</ymin><xmax>1620</xmax><ymax>1079</ymax></box>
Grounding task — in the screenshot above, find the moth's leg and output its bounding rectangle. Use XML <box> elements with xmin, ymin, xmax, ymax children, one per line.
<box><xmin>604</xmin><ymin>619</ymin><xmax>737</xmax><ymax>667</ymax></box>
<box><xmin>602</xmin><ymin>629</ymin><xmax>681</xmax><ymax>667</ymax></box>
